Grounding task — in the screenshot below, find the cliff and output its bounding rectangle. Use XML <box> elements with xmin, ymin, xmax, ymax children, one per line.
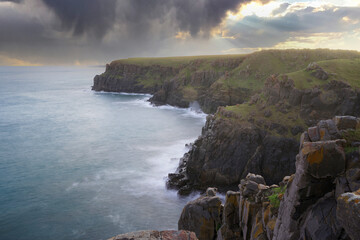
<box><xmin>96</xmin><ymin>50</ymin><xmax>360</xmax><ymax>239</ymax></box>
<box><xmin>168</xmin><ymin>75</ymin><xmax>360</xmax><ymax>194</ymax></box>
<box><xmin>92</xmin><ymin>49</ymin><xmax>360</xmax><ymax>113</ymax></box>
<box><xmin>178</xmin><ymin>117</ymin><xmax>360</xmax><ymax>240</ymax></box>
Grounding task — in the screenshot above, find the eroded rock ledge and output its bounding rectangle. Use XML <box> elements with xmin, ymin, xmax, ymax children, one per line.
<box><xmin>178</xmin><ymin>116</ymin><xmax>360</xmax><ymax>240</ymax></box>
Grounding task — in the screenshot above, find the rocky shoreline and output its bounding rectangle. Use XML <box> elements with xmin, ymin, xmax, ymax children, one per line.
<box><xmin>177</xmin><ymin>116</ymin><xmax>360</xmax><ymax>240</ymax></box>
<box><xmin>93</xmin><ymin>50</ymin><xmax>360</xmax><ymax>239</ymax></box>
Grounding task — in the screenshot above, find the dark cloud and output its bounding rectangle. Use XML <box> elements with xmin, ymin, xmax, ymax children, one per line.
<box><xmin>172</xmin><ymin>0</ymin><xmax>250</xmax><ymax>36</ymax></box>
<box><xmin>0</xmin><ymin>0</ymin><xmax>22</xmax><ymax>2</ymax></box>
<box><xmin>1</xmin><ymin>1</ymin><xmax>359</xmax><ymax>65</ymax></box>
<box><xmin>41</xmin><ymin>0</ymin><xmax>117</xmax><ymax>38</ymax></box>
<box><xmin>41</xmin><ymin>0</ymin><xmax>251</xmax><ymax>39</ymax></box>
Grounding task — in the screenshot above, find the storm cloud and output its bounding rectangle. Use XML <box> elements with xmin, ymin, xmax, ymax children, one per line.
<box><xmin>0</xmin><ymin>0</ymin><xmax>359</xmax><ymax>65</ymax></box>
<box><xmin>41</xmin><ymin>0</ymin><xmax>255</xmax><ymax>39</ymax></box>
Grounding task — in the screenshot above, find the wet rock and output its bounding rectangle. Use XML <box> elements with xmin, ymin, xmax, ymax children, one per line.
<box><xmin>109</xmin><ymin>230</ymin><xmax>198</xmax><ymax>240</ymax></box>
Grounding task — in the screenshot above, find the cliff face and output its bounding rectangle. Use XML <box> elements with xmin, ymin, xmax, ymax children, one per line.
<box><xmin>168</xmin><ymin>76</ymin><xmax>360</xmax><ymax>195</ymax></box>
<box><xmin>178</xmin><ymin>117</ymin><xmax>360</xmax><ymax>240</ymax></box>
<box><xmin>92</xmin><ymin>57</ymin><xmax>246</xmax><ymax>113</ymax></box>
<box><xmin>93</xmin><ymin>49</ymin><xmax>360</xmax><ymax>113</ymax></box>
<box><xmin>92</xmin><ymin>62</ymin><xmax>181</xmax><ymax>94</ymax></box>
<box><xmin>93</xmin><ymin>50</ymin><xmax>360</xmax><ymax>195</ymax></box>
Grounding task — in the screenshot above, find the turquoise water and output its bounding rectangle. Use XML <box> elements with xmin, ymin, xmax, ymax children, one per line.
<box><xmin>0</xmin><ymin>67</ymin><xmax>205</xmax><ymax>240</ymax></box>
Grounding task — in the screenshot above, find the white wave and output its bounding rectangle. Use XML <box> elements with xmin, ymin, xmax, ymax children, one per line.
<box><xmin>93</xmin><ymin>90</ymin><xmax>152</xmax><ymax>98</ymax></box>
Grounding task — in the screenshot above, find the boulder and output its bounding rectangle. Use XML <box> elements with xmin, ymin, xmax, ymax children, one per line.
<box><xmin>308</xmin><ymin>126</ymin><xmax>320</xmax><ymax>142</ymax></box>
<box><xmin>334</xmin><ymin>116</ymin><xmax>359</xmax><ymax>130</ymax></box>
<box><xmin>108</xmin><ymin>230</ymin><xmax>198</xmax><ymax>240</ymax></box>
<box><xmin>337</xmin><ymin>189</ymin><xmax>360</xmax><ymax>240</ymax></box>
<box><xmin>178</xmin><ymin>192</ymin><xmax>222</xmax><ymax>240</ymax></box>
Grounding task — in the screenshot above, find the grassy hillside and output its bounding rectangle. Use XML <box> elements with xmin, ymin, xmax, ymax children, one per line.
<box><xmin>219</xmin><ymin>49</ymin><xmax>360</xmax><ymax>91</ymax></box>
<box><xmin>288</xmin><ymin>58</ymin><xmax>360</xmax><ymax>89</ymax></box>
<box><xmin>107</xmin><ymin>49</ymin><xmax>360</xmax><ymax>92</ymax></box>
<box><xmin>112</xmin><ymin>54</ymin><xmax>245</xmax><ymax>68</ymax></box>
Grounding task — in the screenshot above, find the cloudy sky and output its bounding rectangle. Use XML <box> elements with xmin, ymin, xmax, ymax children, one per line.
<box><xmin>0</xmin><ymin>0</ymin><xmax>360</xmax><ymax>66</ymax></box>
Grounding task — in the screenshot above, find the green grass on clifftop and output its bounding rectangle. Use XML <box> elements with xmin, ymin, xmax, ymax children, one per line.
<box><xmin>220</xmin><ymin>49</ymin><xmax>360</xmax><ymax>91</ymax></box>
<box><xmin>288</xmin><ymin>58</ymin><xmax>360</xmax><ymax>89</ymax></box>
<box><xmin>112</xmin><ymin>54</ymin><xmax>245</xmax><ymax>68</ymax></box>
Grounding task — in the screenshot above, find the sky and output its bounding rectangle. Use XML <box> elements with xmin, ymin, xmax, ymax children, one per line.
<box><xmin>0</xmin><ymin>0</ymin><xmax>360</xmax><ymax>66</ymax></box>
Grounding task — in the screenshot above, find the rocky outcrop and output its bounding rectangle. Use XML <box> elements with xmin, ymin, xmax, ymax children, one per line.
<box><xmin>306</xmin><ymin>62</ymin><xmax>329</xmax><ymax>80</ymax></box>
<box><xmin>92</xmin><ymin>63</ymin><xmax>180</xmax><ymax>94</ymax></box>
<box><xmin>337</xmin><ymin>189</ymin><xmax>360</xmax><ymax>240</ymax></box>
<box><xmin>108</xmin><ymin>230</ymin><xmax>198</xmax><ymax>240</ymax></box>
<box><xmin>167</xmin><ymin>114</ymin><xmax>299</xmax><ymax>194</ymax></box>
<box><xmin>274</xmin><ymin>116</ymin><xmax>360</xmax><ymax>240</ymax></box>
<box><xmin>178</xmin><ymin>117</ymin><xmax>360</xmax><ymax>240</ymax></box>
<box><xmin>93</xmin><ymin>58</ymin><xmax>246</xmax><ymax>113</ymax></box>
<box><xmin>178</xmin><ymin>188</ymin><xmax>222</xmax><ymax>240</ymax></box>
<box><xmin>168</xmin><ymin>75</ymin><xmax>360</xmax><ymax>195</ymax></box>
<box><xmin>264</xmin><ymin>76</ymin><xmax>360</xmax><ymax>126</ymax></box>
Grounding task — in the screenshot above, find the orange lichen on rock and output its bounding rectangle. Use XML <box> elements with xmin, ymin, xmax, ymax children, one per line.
<box><xmin>199</xmin><ymin>218</ymin><xmax>214</xmax><ymax>240</ymax></box>
<box><xmin>253</xmin><ymin>215</ymin><xmax>265</xmax><ymax>239</ymax></box>
<box><xmin>306</xmin><ymin>147</ymin><xmax>324</xmax><ymax>165</ymax></box>
<box><xmin>267</xmin><ymin>219</ymin><xmax>277</xmax><ymax>231</ymax></box>
<box><xmin>319</xmin><ymin>128</ymin><xmax>326</xmax><ymax>140</ymax></box>
<box><xmin>263</xmin><ymin>204</ymin><xmax>271</xmax><ymax>224</ymax></box>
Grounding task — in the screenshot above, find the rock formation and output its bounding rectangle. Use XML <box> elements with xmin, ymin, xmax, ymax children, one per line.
<box><xmin>168</xmin><ymin>75</ymin><xmax>360</xmax><ymax>195</ymax></box>
<box><xmin>108</xmin><ymin>230</ymin><xmax>198</xmax><ymax>240</ymax></box>
<box><xmin>178</xmin><ymin>188</ymin><xmax>222</xmax><ymax>240</ymax></box>
<box><xmin>178</xmin><ymin>116</ymin><xmax>360</xmax><ymax>240</ymax></box>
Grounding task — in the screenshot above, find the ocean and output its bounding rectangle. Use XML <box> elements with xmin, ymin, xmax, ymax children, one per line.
<box><xmin>0</xmin><ymin>66</ymin><xmax>205</xmax><ymax>240</ymax></box>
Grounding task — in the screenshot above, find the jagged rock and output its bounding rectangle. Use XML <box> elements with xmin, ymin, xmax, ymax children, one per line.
<box><xmin>308</xmin><ymin>126</ymin><xmax>320</xmax><ymax>142</ymax></box>
<box><xmin>312</xmin><ymin>68</ymin><xmax>329</xmax><ymax>80</ymax></box>
<box><xmin>217</xmin><ymin>191</ymin><xmax>241</xmax><ymax>240</ymax></box>
<box><xmin>206</xmin><ymin>187</ymin><xmax>218</xmax><ymax>196</ymax></box>
<box><xmin>108</xmin><ymin>230</ymin><xmax>198</xmax><ymax>240</ymax></box>
<box><xmin>334</xmin><ymin>116</ymin><xmax>359</xmax><ymax>130</ymax></box>
<box><xmin>306</xmin><ymin>62</ymin><xmax>321</xmax><ymax>71</ymax></box>
<box><xmin>274</xmin><ymin>125</ymin><xmax>347</xmax><ymax>240</ymax></box>
<box><xmin>317</xmin><ymin>119</ymin><xmax>340</xmax><ymax>140</ymax></box>
<box><xmin>246</xmin><ymin>173</ymin><xmax>266</xmax><ymax>185</ymax></box>
<box><xmin>178</xmin><ymin>191</ymin><xmax>222</xmax><ymax>240</ymax></box>
<box><xmin>306</xmin><ymin>62</ymin><xmax>329</xmax><ymax>80</ymax></box>
<box><xmin>337</xmin><ymin>189</ymin><xmax>360</xmax><ymax>240</ymax></box>
<box><xmin>299</xmin><ymin>192</ymin><xmax>346</xmax><ymax>240</ymax></box>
